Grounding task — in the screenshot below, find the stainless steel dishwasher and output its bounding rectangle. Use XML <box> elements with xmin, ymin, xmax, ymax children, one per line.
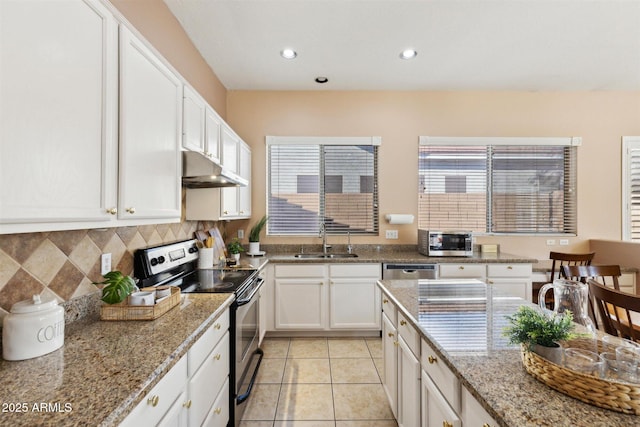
<box><xmin>382</xmin><ymin>263</ymin><xmax>438</xmax><ymax>280</ymax></box>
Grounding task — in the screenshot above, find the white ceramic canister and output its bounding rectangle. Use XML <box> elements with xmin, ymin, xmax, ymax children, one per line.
<box><xmin>2</xmin><ymin>294</ymin><xmax>64</xmax><ymax>361</ymax></box>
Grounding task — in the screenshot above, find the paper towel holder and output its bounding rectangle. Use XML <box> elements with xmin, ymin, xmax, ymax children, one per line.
<box><xmin>385</xmin><ymin>214</ymin><xmax>415</xmax><ymax>225</ymax></box>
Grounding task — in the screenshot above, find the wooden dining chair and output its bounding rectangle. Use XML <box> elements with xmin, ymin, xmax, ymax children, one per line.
<box><xmin>588</xmin><ymin>278</ymin><xmax>640</xmax><ymax>342</ymax></box>
<box><xmin>534</xmin><ymin>251</ymin><xmax>595</xmax><ymax>308</ymax></box>
<box><xmin>562</xmin><ymin>264</ymin><xmax>622</xmax><ymax>329</ymax></box>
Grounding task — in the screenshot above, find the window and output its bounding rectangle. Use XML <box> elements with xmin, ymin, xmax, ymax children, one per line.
<box><xmin>418</xmin><ymin>136</ymin><xmax>580</xmax><ymax>235</ymax></box>
<box><xmin>267</xmin><ymin>136</ymin><xmax>380</xmax><ymax>235</ymax></box>
<box><xmin>623</xmin><ymin>136</ymin><xmax>640</xmax><ymax>240</ymax></box>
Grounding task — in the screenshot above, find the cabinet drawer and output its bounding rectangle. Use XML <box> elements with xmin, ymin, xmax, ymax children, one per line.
<box><xmin>188</xmin><ymin>310</ymin><xmax>229</xmax><ymax>377</ymax></box>
<box><xmin>397</xmin><ymin>311</ymin><xmax>419</xmax><ymax>357</ymax></box>
<box><xmin>486</xmin><ymin>263</ymin><xmax>532</xmax><ymax>277</ymax></box>
<box><xmin>275</xmin><ymin>264</ymin><xmax>326</xmax><ymax>278</ymax></box>
<box><xmin>202</xmin><ymin>377</ymin><xmax>230</xmax><ymax>427</ymax></box>
<box><xmin>439</xmin><ymin>264</ymin><xmax>486</xmax><ymax>278</ymax></box>
<box><xmin>121</xmin><ymin>355</ymin><xmax>188</xmax><ymax>427</ymax></box>
<box><xmin>421</xmin><ymin>339</ymin><xmax>460</xmax><ymax>412</ymax></box>
<box><xmin>189</xmin><ymin>332</ymin><xmax>230</xmax><ymax>426</ymax></box>
<box><xmin>381</xmin><ymin>291</ymin><xmax>397</xmax><ymax>325</ymax></box>
<box><xmin>329</xmin><ymin>263</ymin><xmax>381</xmax><ymax>278</ymax></box>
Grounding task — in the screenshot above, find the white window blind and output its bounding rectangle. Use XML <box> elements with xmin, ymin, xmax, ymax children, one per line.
<box><xmin>267</xmin><ymin>136</ymin><xmax>380</xmax><ymax>236</ymax></box>
<box><xmin>623</xmin><ymin>136</ymin><xmax>640</xmax><ymax>241</ymax></box>
<box><xmin>419</xmin><ymin>136</ymin><xmax>579</xmax><ymax>234</ymax></box>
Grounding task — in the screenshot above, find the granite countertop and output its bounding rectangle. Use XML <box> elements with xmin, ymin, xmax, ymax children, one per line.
<box><xmin>378</xmin><ymin>279</ymin><xmax>639</xmax><ymax>426</ymax></box>
<box><xmin>261</xmin><ymin>246</ymin><xmax>538</xmax><ymax>264</ymax></box>
<box><xmin>0</xmin><ymin>293</ymin><xmax>234</xmax><ymax>426</ymax></box>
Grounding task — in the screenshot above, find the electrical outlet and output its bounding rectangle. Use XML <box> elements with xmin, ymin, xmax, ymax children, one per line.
<box><xmin>559</xmin><ymin>239</ymin><xmax>569</xmax><ymax>246</ymax></box>
<box><xmin>385</xmin><ymin>230</ymin><xmax>399</xmax><ymax>239</ymax></box>
<box><xmin>238</xmin><ymin>229</ymin><xmax>244</xmax><ymax>239</ymax></box>
<box><xmin>101</xmin><ymin>253</ymin><xmax>112</xmax><ymax>275</ymax></box>
<box><xmin>546</xmin><ymin>239</ymin><xmax>556</xmax><ymax>246</ymax></box>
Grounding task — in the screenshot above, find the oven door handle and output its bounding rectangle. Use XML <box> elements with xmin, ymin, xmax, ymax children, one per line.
<box><xmin>236</xmin><ymin>348</ymin><xmax>264</xmax><ymax>404</ymax></box>
<box><xmin>235</xmin><ymin>277</ymin><xmax>264</xmax><ymax>306</ymax></box>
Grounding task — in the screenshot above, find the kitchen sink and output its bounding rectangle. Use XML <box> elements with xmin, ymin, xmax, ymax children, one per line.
<box><xmin>294</xmin><ymin>253</ymin><xmax>358</xmax><ymax>259</ymax></box>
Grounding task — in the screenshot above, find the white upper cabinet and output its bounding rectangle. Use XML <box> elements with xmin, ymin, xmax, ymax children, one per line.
<box><xmin>0</xmin><ymin>0</ymin><xmax>118</xmax><ymax>232</ymax></box>
<box><xmin>204</xmin><ymin>106</ymin><xmax>222</xmax><ymax>164</ymax></box>
<box><xmin>118</xmin><ymin>25</ymin><xmax>182</xmax><ymax>221</ymax></box>
<box><xmin>221</xmin><ymin>125</ymin><xmax>240</xmax><ymax>175</ymax></box>
<box><xmin>182</xmin><ymin>85</ymin><xmax>206</xmax><ymax>153</ymax></box>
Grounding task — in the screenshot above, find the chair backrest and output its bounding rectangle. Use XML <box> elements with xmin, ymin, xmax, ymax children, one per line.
<box><xmin>549</xmin><ymin>251</ymin><xmax>595</xmax><ymax>281</ymax></box>
<box><xmin>561</xmin><ymin>264</ymin><xmax>621</xmax><ymax>291</ymax></box>
<box><xmin>588</xmin><ymin>279</ymin><xmax>640</xmax><ymax>342</ymax></box>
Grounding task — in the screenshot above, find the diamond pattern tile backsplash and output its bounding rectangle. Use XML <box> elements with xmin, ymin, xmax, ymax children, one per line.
<box><xmin>0</xmin><ymin>221</ymin><xmax>213</xmax><ymax>320</ymax></box>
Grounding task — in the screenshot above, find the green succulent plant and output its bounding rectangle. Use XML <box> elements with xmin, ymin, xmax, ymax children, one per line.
<box><xmin>503</xmin><ymin>305</ymin><xmax>578</xmax><ymax>349</ymax></box>
<box><xmin>94</xmin><ymin>271</ymin><xmax>138</xmax><ymax>304</ymax></box>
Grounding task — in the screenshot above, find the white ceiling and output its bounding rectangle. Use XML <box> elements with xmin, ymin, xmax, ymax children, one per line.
<box><xmin>163</xmin><ymin>0</ymin><xmax>640</xmax><ymax>91</ymax></box>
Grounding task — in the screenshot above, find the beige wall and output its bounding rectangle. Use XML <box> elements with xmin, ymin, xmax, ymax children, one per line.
<box><xmin>109</xmin><ymin>0</ymin><xmax>227</xmax><ymax>117</ymax></box>
<box><xmin>227</xmin><ymin>90</ymin><xmax>640</xmax><ymax>260</ymax></box>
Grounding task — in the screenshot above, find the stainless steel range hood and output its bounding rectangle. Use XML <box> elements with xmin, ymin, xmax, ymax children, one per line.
<box><xmin>182</xmin><ymin>151</ymin><xmax>247</xmax><ymax>188</ymax></box>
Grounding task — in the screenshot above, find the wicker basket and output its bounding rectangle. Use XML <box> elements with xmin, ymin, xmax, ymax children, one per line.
<box><xmin>100</xmin><ymin>287</ymin><xmax>181</xmax><ymax>321</ymax></box>
<box><xmin>521</xmin><ymin>338</ymin><xmax>640</xmax><ymax>414</ymax></box>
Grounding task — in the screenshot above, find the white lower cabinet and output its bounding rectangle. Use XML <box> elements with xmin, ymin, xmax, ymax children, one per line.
<box><xmin>273</xmin><ymin>263</ymin><xmax>381</xmax><ymax>331</ymax></box>
<box><xmin>460</xmin><ymin>386</ymin><xmax>498</xmax><ymax>427</ymax></box>
<box><xmin>121</xmin><ymin>309</ymin><xmax>229</xmax><ymax>427</ymax></box>
<box><xmin>440</xmin><ymin>263</ymin><xmax>533</xmax><ymax>300</ymax></box>
<box><xmin>398</xmin><ymin>336</ymin><xmax>421</xmax><ymax>427</ymax></box>
<box><xmin>421</xmin><ymin>370</ymin><xmax>461</xmax><ymax>427</ymax></box>
<box><xmin>381</xmin><ymin>311</ymin><xmax>398</xmax><ymax>417</ymax></box>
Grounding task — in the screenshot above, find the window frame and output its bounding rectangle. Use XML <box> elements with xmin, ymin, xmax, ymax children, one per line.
<box><xmin>266</xmin><ymin>136</ymin><xmax>381</xmax><ymax>236</ymax></box>
<box><xmin>622</xmin><ymin>136</ymin><xmax>640</xmax><ymax>241</ymax></box>
<box><xmin>418</xmin><ymin>136</ymin><xmax>581</xmax><ymax>236</ymax></box>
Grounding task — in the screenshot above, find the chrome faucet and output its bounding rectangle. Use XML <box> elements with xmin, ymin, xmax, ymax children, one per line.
<box><xmin>347</xmin><ymin>232</ymin><xmax>353</xmax><ymax>254</ymax></box>
<box><xmin>320</xmin><ymin>222</ymin><xmax>331</xmax><ymax>254</ymax></box>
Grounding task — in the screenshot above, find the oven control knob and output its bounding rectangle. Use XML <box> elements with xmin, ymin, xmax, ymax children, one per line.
<box><xmin>150</xmin><ymin>258</ymin><xmax>158</xmax><ymax>266</ymax></box>
<box><xmin>157</xmin><ymin>256</ymin><xmax>165</xmax><ymax>264</ymax></box>
<box><xmin>188</xmin><ymin>246</ymin><xmax>198</xmax><ymax>253</ymax></box>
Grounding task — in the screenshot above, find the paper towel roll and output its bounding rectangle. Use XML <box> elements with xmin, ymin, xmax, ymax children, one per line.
<box><xmin>385</xmin><ymin>214</ymin><xmax>415</xmax><ymax>224</ymax></box>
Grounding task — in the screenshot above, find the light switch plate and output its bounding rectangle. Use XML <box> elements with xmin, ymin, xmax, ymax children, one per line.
<box><xmin>546</xmin><ymin>239</ymin><xmax>556</xmax><ymax>245</ymax></box>
<box><xmin>559</xmin><ymin>239</ymin><xmax>569</xmax><ymax>245</ymax></box>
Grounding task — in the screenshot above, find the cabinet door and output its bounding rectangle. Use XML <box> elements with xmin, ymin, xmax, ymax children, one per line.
<box><xmin>460</xmin><ymin>386</ymin><xmax>497</xmax><ymax>427</ymax></box>
<box><xmin>220</xmin><ymin>187</ymin><xmax>239</xmax><ymax>218</ymax></box>
<box><xmin>238</xmin><ymin>142</ymin><xmax>251</xmax><ymax>218</ymax></box>
<box><xmin>382</xmin><ymin>313</ymin><xmax>398</xmax><ymax>417</ymax></box>
<box><xmin>0</xmin><ymin>0</ymin><xmax>117</xmax><ymax>230</ymax></box>
<box><xmin>330</xmin><ymin>278</ymin><xmax>381</xmax><ymax>329</ymax></box>
<box><xmin>221</xmin><ymin>125</ymin><xmax>239</xmax><ymax>174</ymax></box>
<box><xmin>275</xmin><ymin>278</ymin><xmax>327</xmax><ymax>329</ymax></box>
<box><xmin>182</xmin><ymin>85</ymin><xmax>205</xmax><ymax>152</ymax></box>
<box><xmin>440</xmin><ymin>264</ymin><xmax>486</xmax><ymax>280</ymax></box>
<box><xmin>201</xmin><ymin>377</ymin><xmax>230</xmax><ymax>427</ymax></box>
<box><xmin>157</xmin><ymin>388</ymin><xmax>189</xmax><ymax>427</ymax></box>
<box><xmin>397</xmin><ymin>336</ymin><xmax>420</xmax><ymax>427</ymax></box>
<box><xmin>487</xmin><ymin>278</ymin><xmax>530</xmax><ymax>300</ymax></box>
<box><xmin>421</xmin><ymin>370</ymin><xmax>461</xmax><ymax>427</ymax></box>
<box><xmin>119</xmin><ymin>25</ymin><xmax>182</xmax><ymax>221</ymax></box>
<box><xmin>204</xmin><ymin>106</ymin><xmax>222</xmax><ymax>163</ymax></box>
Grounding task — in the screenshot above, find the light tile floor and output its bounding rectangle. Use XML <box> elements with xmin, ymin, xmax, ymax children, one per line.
<box><xmin>240</xmin><ymin>337</ymin><xmax>398</xmax><ymax>427</ymax></box>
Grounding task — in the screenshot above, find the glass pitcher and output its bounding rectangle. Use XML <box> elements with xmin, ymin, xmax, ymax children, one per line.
<box><xmin>538</xmin><ymin>278</ymin><xmax>597</xmax><ymax>340</ymax></box>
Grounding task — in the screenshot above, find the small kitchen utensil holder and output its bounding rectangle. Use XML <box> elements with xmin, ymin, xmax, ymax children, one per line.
<box><xmin>521</xmin><ymin>337</ymin><xmax>640</xmax><ymax>415</ymax></box>
<box><xmin>100</xmin><ymin>287</ymin><xmax>181</xmax><ymax>321</ymax></box>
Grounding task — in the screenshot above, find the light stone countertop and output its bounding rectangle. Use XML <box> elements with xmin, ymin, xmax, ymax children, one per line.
<box><xmin>378</xmin><ymin>279</ymin><xmax>639</xmax><ymax>427</ymax></box>
<box><xmin>0</xmin><ymin>293</ymin><xmax>234</xmax><ymax>426</ymax></box>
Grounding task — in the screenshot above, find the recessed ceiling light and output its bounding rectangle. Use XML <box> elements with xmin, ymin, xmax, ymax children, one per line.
<box><xmin>315</xmin><ymin>76</ymin><xmax>329</xmax><ymax>84</ymax></box>
<box><xmin>280</xmin><ymin>48</ymin><xmax>297</xmax><ymax>59</ymax></box>
<box><xmin>400</xmin><ymin>49</ymin><xmax>417</xmax><ymax>60</ymax></box>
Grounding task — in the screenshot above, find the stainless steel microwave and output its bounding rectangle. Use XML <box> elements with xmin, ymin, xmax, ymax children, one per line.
<box><xmin>418</xmin><ymin>230</ymin><xmax>473</xmax><ymax>257</ymax></box>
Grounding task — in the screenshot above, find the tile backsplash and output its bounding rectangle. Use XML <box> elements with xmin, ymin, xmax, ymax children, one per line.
<box><xmin>0</xmin><ymin>221</ymin><xmax>213</xmax><ymax>320</ymax></box>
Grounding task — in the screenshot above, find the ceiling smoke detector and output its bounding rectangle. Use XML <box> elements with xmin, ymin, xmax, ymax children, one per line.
<box><xmin>315</xmin><ymin>76</ymin><xmax>329</xmax><ymax>84</ymax></box>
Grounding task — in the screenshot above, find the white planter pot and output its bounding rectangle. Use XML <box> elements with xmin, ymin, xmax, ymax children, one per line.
<box><xmin>249</xmin><ymin>242</ymin><xmax>260</xmax><ymax>254</ymax></box>
<box><xmin>232</xmin><ymin>253</ymin><xmax>240</xmax><ymax>262</ymax></box>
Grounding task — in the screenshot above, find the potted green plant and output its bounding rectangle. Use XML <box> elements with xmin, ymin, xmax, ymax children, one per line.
<box><xmin>94</xmin><ymin>271</ymin><xmax>138</xmax><ymax>304</ymax></box>
<box><xmin>248</xmin><ymin>215</ymin><xmax>268</xmax><ymax>254</ymax></box>
<box><xmin>227</xmin><ymin>238</ymin><xmax>244</xmax><ymax>262</ymax></box>
<box><xmin>503</xmin><ymin>305</ymin><xmax>578</xmax><ymax>363</ymax></box>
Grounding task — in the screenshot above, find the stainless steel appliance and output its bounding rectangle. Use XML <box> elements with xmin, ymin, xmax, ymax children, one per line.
<box><xmin>418</xmin><ymin>229</ymin><xmax>473</xmax><ymax>257</ymax></box>
<box><xmin>134</xmin><ymin>239</ymin><xmax>263</xmax><ymax>427</ymax></box>
<box><xmin>382</xmin><ymin>263</ymin><xmax>438</xmax><ymax>280</ymax></box>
